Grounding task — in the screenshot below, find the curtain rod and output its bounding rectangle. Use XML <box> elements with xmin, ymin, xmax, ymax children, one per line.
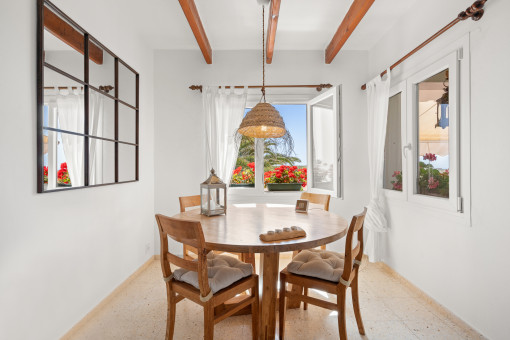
<box><xmin>189</xmin><ymin>84</ymin><xmax>333</xmax><ymax>93</ymax></box>
<box><xmin>44</xmin><ymin>85</ymin><xmax>114</xmax><ymax>93</ymax></box>
<box><xmin>361</xmin><ymin>0</ymin><xmax>487</xmax><ymax>90</ymax></box>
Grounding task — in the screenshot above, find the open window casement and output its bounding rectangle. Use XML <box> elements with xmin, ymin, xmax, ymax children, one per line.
<box><xmin>306</xmin><ymin>86</ymin><xmax>342</xmax><ymax>198</ymax></box>
<box><xmin>405</xmin><ymin>50</ymin><xmax>459</xmax><ymax>212</ymax></box>
<box><xmin>383</xmin><ymin>81</ymin><xmax>407</xmax><ymax>200</ymax></box>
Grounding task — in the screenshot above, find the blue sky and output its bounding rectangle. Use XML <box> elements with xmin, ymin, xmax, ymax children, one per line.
<box><xmin>244</xmin><ymin>104</ymin><xmax>307</xmax><ymax>165</ymax></box>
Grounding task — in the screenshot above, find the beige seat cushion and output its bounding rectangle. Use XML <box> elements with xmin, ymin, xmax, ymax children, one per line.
<box><xmin>173</xmin><ymin>253</ymin><xmax>253</xmax><ymax>293</ymax></box>
<box><xmin>287</xmin><ymin>249</ymin><xmax>346</xmax><ymax>282</ymax></box>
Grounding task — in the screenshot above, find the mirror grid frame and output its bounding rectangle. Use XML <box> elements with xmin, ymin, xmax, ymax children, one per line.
<box><xmin>37</xmin><ymin>0</ymin><xmax>139</xmax><ymax>193</ymax></box>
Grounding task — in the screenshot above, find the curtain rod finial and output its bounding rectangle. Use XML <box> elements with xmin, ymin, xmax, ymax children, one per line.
<box><xmin>189</xmin><ymin>85</ymin><xmax>203</xmax><ymax>92</ymax></box>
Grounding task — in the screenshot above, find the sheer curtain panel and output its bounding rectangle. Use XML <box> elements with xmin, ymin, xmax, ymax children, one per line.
<box><xmin>365</xmin><ymin>70</ymin><xmax>391</xmax><ymax>262</ymax></box>
<box><xmin>203</xmin><ymin>86</ymin><xmax>248</xmax><ymax>185</ymax></box>
<box><xmin>56</xmin><ymin>88</ymin><xmax>85</xmax><ymax>187</ymax></box>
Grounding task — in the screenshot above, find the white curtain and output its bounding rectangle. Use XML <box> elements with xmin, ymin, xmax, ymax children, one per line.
<box><xmin>56</xmin><ymin>88</ymin><xmax>85</xmax><ymax>187</ymax></box>
<box><xmin>46</xmin><ymin>99</ymin><xmax>58</xmax><ymax>190</ymax></box>
<box><xmin>203</xmin><ymin>86</ymin><xmax>248</xmax><ymax>185</ymax></box>
<box><xmin>88</xmin><ymin>91</ymin><xmax>104</xmax><ymax>185</ymax></box>
<box><xmin>365</xmin><ymin>69</ymin><xmax>391</xmax><ymax>262</ymax></box>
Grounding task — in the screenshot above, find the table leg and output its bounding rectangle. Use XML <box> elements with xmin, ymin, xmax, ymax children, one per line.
<box><xmin>259</xmin><ymin>252</ymin><xmax>279</xmax><ymax>340</ymax></box>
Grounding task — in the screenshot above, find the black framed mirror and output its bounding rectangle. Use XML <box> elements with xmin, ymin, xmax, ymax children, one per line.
<box><xmin>37</xmin><ymin>0</ymin><xmax>139</xmax><ymax>193</ymax></box>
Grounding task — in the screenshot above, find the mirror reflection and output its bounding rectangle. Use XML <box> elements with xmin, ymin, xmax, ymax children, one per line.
<box><xmin>119</xmin><ymin>144</ymin><xmax>136</xmax><ymax>182</ymax></box>
<box><xmin>118</xmin><ymin>62</ymin><xmax>137</xmax><ymax>106</ymax></box>
<box><xmin>40</xmin><ymin>2</ymin><xmax>139</xmax><ymax>192</ymax></box>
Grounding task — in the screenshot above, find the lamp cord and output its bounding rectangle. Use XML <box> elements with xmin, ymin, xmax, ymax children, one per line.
<box><xmin>262</xmin><ymin>5</ymin><xmax>266</xmax><ymax>102</ymax></box>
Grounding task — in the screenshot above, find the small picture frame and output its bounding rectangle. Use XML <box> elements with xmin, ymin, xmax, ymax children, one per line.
<box><xmin>295</xmin><ymin>199</ymin><xmax>309</xmax><ymax>213</ymax></box>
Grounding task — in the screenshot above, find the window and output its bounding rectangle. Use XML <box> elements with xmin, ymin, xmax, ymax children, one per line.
<box><xmin>406</xmin><ymin>51</ymin><xmax>459</xmax><ymax>212</ymax></box>
<box><xmin>230</xmin><ymin>86</ymin><xmax>341</xmax><ymax>197</ymax></box>
<box><xmin>230</xmin><ymin>105</ymin><xmax>308</xmax><ymax>190</ymax></box>
<box><xmin>38</xmin><ymin>1</ymin><xmax>139</xmax><ymax>193</ymax></box>
<box><xmin>384</xmin><ymin>91</ymin><xmax>404</xmax><ymax>191</ymax></box>
<box><xmin>385</xmin><ymin>48</ymin><xmax>466</xmax><ymax>214</ymax></box>
<box><xmin>416</xmin><ymin>69</ymin><xmax>450</xmax><ymax>198</ymax></box>
<box><xmin>307</xmin><ymin>86</ymin><xmax>342</xmax><ymax>197</ymax></box>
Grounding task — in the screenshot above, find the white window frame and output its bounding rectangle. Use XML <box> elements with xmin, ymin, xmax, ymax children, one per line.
<box><xmin>383</xmin><ymin>81</ymin><xmax>407</xmax><ymax>201</ymax></box>
<box><xmin>405</xmin><ymin>50</ymin><xmax>459</xmax><ymax>212</ymax></box>
<box><xmin>228</xmin><ymin>102</ymin><xmax>309</xmax><ymax>201</ymax></box>
<box><xmin>306</xmin><ymin>86</ymin><xmax>342</xmax><ymax>198</ymax></box>
<box><xmin>228</xmin><ymin>88</ymin><xmax>343</xmax><ymax>202</ymax></box>
<box><xmin>384</xmin><ymin>33</ymin><xmax>471</xmax><ymax>224</ymax></box>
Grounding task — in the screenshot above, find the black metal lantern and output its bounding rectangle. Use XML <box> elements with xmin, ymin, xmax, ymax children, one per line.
<box><xmin>200</xmin><ymin>169</ymin><xmax>227</xmax><ymax>216</ymax></box>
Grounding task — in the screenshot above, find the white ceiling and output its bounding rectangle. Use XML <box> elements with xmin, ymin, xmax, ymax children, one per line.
<box><xmin>137</xmin><ymin>0</ymin><xmax>420</xmax><ymax>51</ymax></box>
<box><xmin>49</xmin><ymin>0</ymin><xmax>420</xmax><ymax>53</ymax></box>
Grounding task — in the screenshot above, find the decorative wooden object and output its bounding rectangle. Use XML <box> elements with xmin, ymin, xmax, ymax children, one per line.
<box><xmin>43</xmin><ymin>6</ymin><xmax>103</xmax><ymax>65</ymax></box>
<box><xmin>325</xmin><ymin>0</ymin><xmax>375</xmax><ymax>64</ymax></box>
<box><xmin>178</xmin><ymin>0</ymin><xmax>212</xmax><ymax>64</ymax></box>
<box><xmin>172</xmin><ymin>204</ymin><xmax>349</xmax><ymax>340</ymax></box>
<box><xmin>188</xmin><ymin>84</ymin><xmax>333</xmax><ymax>93</ymax></box>
<box><xmin>361</xmin><ymin>0</ymin><xmax>488</xmax><ymax>90</ymax></box>
<box><xmin>260</xmin><ymin>226</ymin><xmax>306</xmax><ymax>242</ymax></box>
<box><xmin>155</xmin><ymin>214</ymin><xmax>259</xmax><ymax>340</ymax></box>
<box><xmin>178</xmin><ymin>195</ymin><xmax>255</xmax><ymax>271</ymax></box>
<box><xmin>266</xmin><ymin>0</ymin><xmax>281</xmax><ymax>64</ymax></box>
<box><xmin>279</xmin><ymin>208</ymin><xmax>367</xmax><ymax>340</ymax></box>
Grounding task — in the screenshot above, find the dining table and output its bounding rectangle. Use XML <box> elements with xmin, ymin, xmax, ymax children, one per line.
<box><xmin>172</xmin><ymin>203</ymin><xmax>349</xmax><ymax>340</ymax></box>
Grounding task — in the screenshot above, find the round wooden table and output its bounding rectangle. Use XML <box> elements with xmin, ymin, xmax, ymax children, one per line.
<box><xmin>172</xmin><ymin>203</ymin><xmax>349</xmax><ymax>340</ymax></box>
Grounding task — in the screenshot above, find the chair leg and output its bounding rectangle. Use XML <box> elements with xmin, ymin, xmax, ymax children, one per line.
<box><xmin>251</xmin><ymin>280</ymin><xmax>260</xmax><ymax>340</ymax></box>
<box><xmin>204</xmin><ymin>302</ymin><xmax>214</xmax><ymax>340</ymax></box>
<box><xmin>351</xmin><ymin>272</ymin><xmax>365</xmax><ymax>335</ymax></box>
<box><xmin>166</xmin><ymin>285</ymin><xmax>176</xmax><ymax>340</ymax></box>
<box><xmin>337</xmin><ymin>287</ymin><xmax>347</xmax><ymax>340</ymax></box>
<box><xmin>241</xmin><ymin>253</ymin><xmax>257</xmax><ymax>274</ymax></box>
<box><xmin>303</xmin><ymin>287</ymin><xmax>308</xmax><ymax>310</ymax></box>
<box><xmin>279</xmin><ymin>273</ymin><xmax>287</xmax><ymax>340</ymax></box>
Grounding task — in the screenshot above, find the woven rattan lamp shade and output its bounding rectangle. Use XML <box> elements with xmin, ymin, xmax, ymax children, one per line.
<box><xmin>238</xmin><ymin>102</ymin><xmax>286</xmax><ymax>138</ymax></box>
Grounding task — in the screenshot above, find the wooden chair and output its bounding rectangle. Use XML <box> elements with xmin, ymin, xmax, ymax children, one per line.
<box><xmin>179</xmin><ymin>195</ymin><xmax>203</xmax><ymax>260</ymax></box>
<box><xmin>155</xmin><ymin>214</ymin><xmax>259</xmax><ymax>340</ymax></box>
<box><xmin>279</xmin><ymin>208</ymin><xmax>367</xmax><ymax>340</ymax></box>
<box><xmin>299</xmin><ymin>192</ymin><xmax>331</xmax><ymax>250</ymax></box>
<box><xmin>179</xmin><ymin>195</ymin><xmax>256</xmax><ymax>271</ymax></box>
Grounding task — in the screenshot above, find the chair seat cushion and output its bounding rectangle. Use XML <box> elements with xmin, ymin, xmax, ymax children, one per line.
<box><xmin>287</xmin><ymin>249</ymin><xmax>346</xmax><ymax>282</ymax></box>
<box><xmin>173</xmin><ymin>253</ymin><xmax>253</xmax><ymax>293</ymax></box>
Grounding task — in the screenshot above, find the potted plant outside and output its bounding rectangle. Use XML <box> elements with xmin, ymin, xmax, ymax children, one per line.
<box><xmin>230</xmin><ymin>162</ymin><xmax>255</xmax><ymax>188</ymax></box>
<box><xmin>265</xmin><ymin>165</ymin><xmax>307</xmax><ymax>191</ymax></box>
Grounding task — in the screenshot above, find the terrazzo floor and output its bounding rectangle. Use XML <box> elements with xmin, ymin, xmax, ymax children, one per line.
<box><xmin>65</xmin><ymin>255</ymin><xmax>484</xmax><ymax>340</ymax></box>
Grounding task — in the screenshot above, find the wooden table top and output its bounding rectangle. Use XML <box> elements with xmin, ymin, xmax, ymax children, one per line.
<box><xmin>171</xmin><ymin>203</ymin><xmax>349</xmax><ymax>253</ymax></box>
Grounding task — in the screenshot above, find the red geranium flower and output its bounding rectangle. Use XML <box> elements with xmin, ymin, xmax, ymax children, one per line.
<box><xmin>423</xmin><ymin>153</ymin><xmax>437</xmax><ymax>161</ymax></box>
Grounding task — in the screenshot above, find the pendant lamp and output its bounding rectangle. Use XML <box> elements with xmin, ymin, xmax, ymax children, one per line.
<box><xmin>238</xmin><ymin>5</ymin><xmax>286</xmax><ymax>139</ymax></box>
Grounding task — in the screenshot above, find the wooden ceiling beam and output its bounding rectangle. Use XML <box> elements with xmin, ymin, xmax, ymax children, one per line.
<box><xmin>325</xmin><ymin>0</ymin><xmax>374</xmax><ymax>64</ymax></box>
<box><xmin>43</xmin><ymin>7</ymin><xmax>103</xmax><ymax>65</ymax></box>
<box><xmin>179</xmin><ymin>0</ymin><xmax>213</xmax><ymax>64</ymax></box>
<box><xmin>266</xmin><ymin>0</ymin><xmax>281</xmax><ymax>64</ymax></box>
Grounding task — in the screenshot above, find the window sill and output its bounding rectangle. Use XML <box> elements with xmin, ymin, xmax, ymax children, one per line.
<box><xmin>385</xmin><ymin>194</ymin><xmax>471</xmax><ymax>227</ymax></box>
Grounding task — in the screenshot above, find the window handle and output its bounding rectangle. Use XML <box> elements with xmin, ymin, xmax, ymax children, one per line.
<box><xmin>403</xmin><ymin>143</ymin><xmax>412</xmax><ymax>158</ymax></box>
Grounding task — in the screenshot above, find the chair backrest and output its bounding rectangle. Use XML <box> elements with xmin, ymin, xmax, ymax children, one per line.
<box><xmin>300</xmin><ymin>192</ymin><xmax>331</xmax><ymax>211</ymax></box>
<box><xmin>340</xmin><ymin>208</ymin><xmax>367</xmax><ymax>284</ymax></box>
<box><xmin>179</xmin><ymin>195</ymin><xmax>202</xmax><ymax>212</ymax></box>
<box><xmin>155</xmin><ymin>214</ymin><xmax>211</xmax><ymax>297</ymax></box>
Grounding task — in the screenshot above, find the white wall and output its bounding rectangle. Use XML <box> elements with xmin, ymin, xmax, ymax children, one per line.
<box><xmin>0</xmin><ymin>1</ymin><xmax>155</xmax><ymax>339</ymax></box>
<box><xmin>368</xmin><ymin>1</ymin><xmax>510</xmax><ymax>339</ymax></box>
<box><xmin>154</xmin><ymin>49</ymin><xmax>370</xmax><ymax>254</ymax></box>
